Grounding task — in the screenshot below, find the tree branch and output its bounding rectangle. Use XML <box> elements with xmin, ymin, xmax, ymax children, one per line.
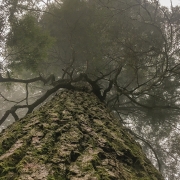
<box><xmin>127</xmin><ymin>128</ymin><xmax>162</xmax><ymax>172</ymax></box>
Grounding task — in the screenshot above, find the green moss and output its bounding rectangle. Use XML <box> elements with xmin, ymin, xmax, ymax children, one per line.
<box><xmin>0</xmin><ymin>172</ymin><xmax>17</xmax><ymax>180</ymax></box>
<box><xmin>47</xmin><ymin>174</ymin><xmax>65</xmax><ymax>180</ymax></box>
<box><xmin>1</xmin><ymin>137</ymin><xmax>17</xmax><ymax>151</ymax></box>
<box><xmin>96</xmin><ymin>167</ymin><xmax>114</xmax><ymax>180</ymax></box>
<box><xmin>47</xmin><ymin>176</ymin><xmax>56</xmax><ymax>180</ymax></box>
<box><xmin>0</xmin><ymin>161</ymin><xmax>16</xmax><ymax>176</ymax></box>
<box><xmin>47</xmin><ymin>167</ymin><xmax>66</xmax><ymax>180</ymax></box>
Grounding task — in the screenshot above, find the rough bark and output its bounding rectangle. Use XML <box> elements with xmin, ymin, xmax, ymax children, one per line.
<box><xmin>0</xmin><ymin>90</ymin><xmax>164</xmax><ymax>180</ymax></box>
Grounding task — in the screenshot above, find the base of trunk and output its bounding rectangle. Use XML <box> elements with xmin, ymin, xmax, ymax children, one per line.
<box><xmin>0</xmin><ymin>90</ymin><xmax>163</xmax><ymax>180</ymax></box>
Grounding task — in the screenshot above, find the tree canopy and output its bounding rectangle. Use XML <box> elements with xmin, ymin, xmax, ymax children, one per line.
<box><xmin>0</xmin><ymin>0</ymin><xmax>180</xmax><ymax>179</ymax></box>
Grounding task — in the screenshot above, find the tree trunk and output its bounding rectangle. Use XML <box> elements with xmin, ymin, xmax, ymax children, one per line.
<box><xmin>0</xmin><ymin>90</ymin><xmax>163</xmax><ymax>180</ymax></box>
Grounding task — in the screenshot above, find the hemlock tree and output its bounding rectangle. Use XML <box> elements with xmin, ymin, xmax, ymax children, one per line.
<box><xmin>0</xmin><ymin>89</ymin><xmax>164</xmax><ymax>179</ymax></box>
<box><xmin>0</xmin><ymin>0</ymin><xmax>180</xmax><ymax>179</ymax></box>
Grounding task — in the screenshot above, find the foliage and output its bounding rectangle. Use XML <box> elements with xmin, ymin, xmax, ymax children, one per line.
<box><xmin>6</xmin><ymin>14</ymin><xmax>54</xmax><ymax>72</ymax></box>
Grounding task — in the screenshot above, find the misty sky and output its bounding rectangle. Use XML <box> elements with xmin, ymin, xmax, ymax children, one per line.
<box><xmin>159</xmin><ymin>0</ymin><xmax>180</xmax><ymax>7</ymax></box>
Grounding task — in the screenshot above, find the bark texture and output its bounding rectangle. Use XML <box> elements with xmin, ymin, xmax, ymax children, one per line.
<box><xmin>0</xmin><ymin>90</ymin><xmax>164</xmax><ymax>180</ymax></box>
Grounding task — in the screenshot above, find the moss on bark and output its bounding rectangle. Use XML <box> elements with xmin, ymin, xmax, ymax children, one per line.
<box><xmin>0</xmin><ymin>90</ymin><xmax>164</xmax><ymax>180</ymax></box>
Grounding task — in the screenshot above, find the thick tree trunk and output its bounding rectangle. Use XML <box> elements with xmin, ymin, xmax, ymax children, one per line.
<box><xmin>0</xmin><ymin>90</ymin><xmax>163</xmax><ymax>180</ymax></box>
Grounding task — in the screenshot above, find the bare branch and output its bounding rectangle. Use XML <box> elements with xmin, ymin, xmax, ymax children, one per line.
<box><xmin>127</xmin><ymin>128</ymin><xmax>162</xmax><ymax>172</ymax></box>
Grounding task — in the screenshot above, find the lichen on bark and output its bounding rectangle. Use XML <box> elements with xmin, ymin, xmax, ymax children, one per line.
<box><xmin>0</xmin><ymin>90</ymin><xmax>164</xmax><ymax>180</ymax></box>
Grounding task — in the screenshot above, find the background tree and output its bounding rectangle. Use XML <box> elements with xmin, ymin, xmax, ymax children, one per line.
<box><xmin>0</xmin><ymin>0</ymin><xmax>180</xmax><ymax>179</ymax></box>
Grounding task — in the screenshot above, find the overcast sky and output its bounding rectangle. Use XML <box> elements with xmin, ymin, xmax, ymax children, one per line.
<box><xmin>159</xmin><ymin>0</ymin><xmax>180</xmax><ymax>7</ymax></box>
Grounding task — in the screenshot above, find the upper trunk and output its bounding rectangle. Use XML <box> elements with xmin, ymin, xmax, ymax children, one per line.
<box><xmin>0</xmin><ymin>90</ymin><xmax>163</xmax><ymax>180</ymax></box>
